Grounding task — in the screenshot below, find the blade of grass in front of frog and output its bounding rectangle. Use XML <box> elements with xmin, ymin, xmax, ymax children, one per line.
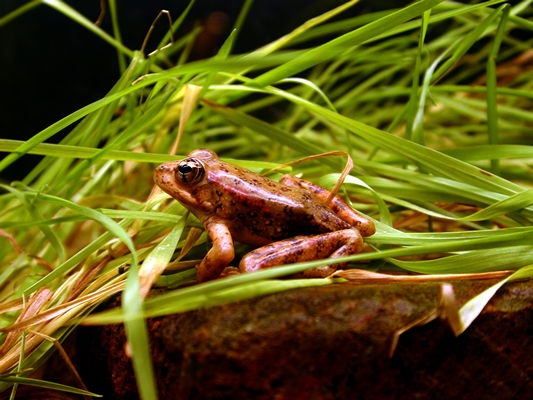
<box><xmin>122</xmin><ymin>258</ymin><xmax>157</xmax><ymax>400</ymax></box>
<box><xmin>87</xmin><ymin>242</ymin><xmax>532</xmax><ymax>323</ymax></box>
<box><xmin>458</xmin><ymin>263</ymin><xmax>533</xmax><ymax>333</ymax></box>
<box><xmin>367</xmin><ymin>227</ymin><xmax>533</xmax><ymax>246</ymax></box>
<box><xmin>85</xmin><ymin>229</ymin><xmax>533</xmax><ymax>324</ymax></box>
<box><xmin>139</xmin><ymin>217</ymin><xmax>186</xmax><ymax>299</ymax></box>
<box><xmin>85</xmin><ymin>273</ymin><xmax>339</xmax><ymax>325</ymax></box>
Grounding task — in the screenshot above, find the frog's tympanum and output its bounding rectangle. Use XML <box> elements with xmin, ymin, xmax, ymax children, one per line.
<box><xmin>154</xmin><ymin>149</ymin><xmax>375</xmax><ymax>282</ymax></box>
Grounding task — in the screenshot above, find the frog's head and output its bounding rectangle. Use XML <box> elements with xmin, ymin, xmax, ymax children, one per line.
<box><xmin>154</xmin><ymin>149</ymin><xmax>218</xmax><ymax>213</ymax></box>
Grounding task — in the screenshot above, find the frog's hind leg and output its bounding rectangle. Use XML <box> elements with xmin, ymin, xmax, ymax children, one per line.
<box><xmin>239</xmin><ymin>229</ymin><xmax>363</xmax><ymax>278</ymax></box>
<box><xmin>279</xmin><ymin>175</ymin><xmax>375</xmax><ymax>236</ymax></box>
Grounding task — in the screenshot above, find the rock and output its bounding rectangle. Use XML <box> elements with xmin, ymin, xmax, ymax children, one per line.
<box><xmin>75</xmin><ymin>279</ymin><xmax>533</xmax><ymax>399</ymax></box>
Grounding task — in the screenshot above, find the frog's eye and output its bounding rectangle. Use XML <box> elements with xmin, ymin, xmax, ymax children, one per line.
<box><xmin>176</xmin><ymin>158</ymin><xmax>205</xmax><ymax>184</ymax></box>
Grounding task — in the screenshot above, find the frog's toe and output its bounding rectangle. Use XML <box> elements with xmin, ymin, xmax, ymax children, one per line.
<box><xmin>298</xmin><ymin>265</ymin><xmax>337</xmax><ymax>278</ymax></box>
<box><xmin>219</xmin><ymin>266</ymin><xmax>240</xmax><ymax>278</ymax></box>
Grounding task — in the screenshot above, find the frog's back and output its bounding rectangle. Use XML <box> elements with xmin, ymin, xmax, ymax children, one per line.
<box><xmin>206</xmin><ymin>163</ymin><xmax>351</xmax><ymax>245</ymax></box>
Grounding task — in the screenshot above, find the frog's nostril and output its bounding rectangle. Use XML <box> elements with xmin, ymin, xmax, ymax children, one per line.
<box><xmin>156</xmin><ymin>164</ymin><xmax>173</xmax><ymax>173</ymax></box>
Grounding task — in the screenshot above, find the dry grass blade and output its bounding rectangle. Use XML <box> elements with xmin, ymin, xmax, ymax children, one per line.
<box><xmin>0</xmin><ymin>288</ymin><xmax>53</xmax><ymax>356</ymax></box>
<box><xmin>0</xmin><ymin>282</ymin><xmax>124</xmax><ymax>333</ymax></box>
<box><xmin>333</xmin><ymin>269</ymin><xmax>514</xmax><ymax>283</ymax></box>
<box><xmin>262</xmin><ymin>150</ymin><xmax>353</xmax><ymax>203</ymax></box>
<box><xmin>28</xmin><ymin>329</ymin><xmax>91</xmax><ymax>400</ymax></box>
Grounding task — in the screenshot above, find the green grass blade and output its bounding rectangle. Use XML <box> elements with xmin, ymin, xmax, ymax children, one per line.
<box><xmin>1</xmin><ymin>185</ymin><xmax>66</xmax><ymax>263</ymax></box>
<box><xmin>250</xmin><ymin>0</ymin><xmax>444</xmax><ymax>87</ymax></box>
<box><xmin>108</xmin><ymin>0</ymin><xmax>126</xmax><ymax>72</ymax></box>
<box><xmin>486</xmin><ymin>5</ymin><xmax>511</xmax><ymax>173</ymax></box>
<box><xmin>405</xmin><ymin>8</ymin><xmax>430</xmax><ymax>141</ymax></box>
<box><xmin>392</xmin><ymin>246</ymin><xmax>533</xmax><ymax>273</ymax></box>
<box><xmin>459</xmin><ymin>189</ymin><xmax>533</xmax><ymax>221</ymax></box>
<box><xmin>278</xmin><ymin>89</ymin><xmax>526</xmax><ymax>195</ymax></box>
<box><xmin>432</xmin><ymin>5</ymin><xmax>503</xmax><ymax>82</ymax></box>
<box><xmin>0</xmin><ymin>376</ymin><xmax>100</xmax><ymax>396</ymax></box>
<box><xmin>255</xmin><ymin>0</ymin><xmax>361</xmax><ymax>55</ymax></box>
<box><xmin>0</xmin><ymin>0</ymin><xmax>40</xmax><ymax>27</ymax></box>
<box><xmin>441</xmin><ymin>145</ymin><xmax>533</xmax><ymax>160</ymax></box>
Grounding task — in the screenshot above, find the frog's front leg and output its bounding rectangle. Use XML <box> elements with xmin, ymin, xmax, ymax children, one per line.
<box><xmin>197</xmin><ymin>217</ymin><xmax>235</xmax><ymax>282</ymax></box>
<box><xmin>239</xmin><ymin>229</ymin><xmax>363</xmax><ymax>278</ymax></box>
<box><xmin>279</xmin><ymin>175</ymin><xmax>375</xmax><ymax>236</ymax></box>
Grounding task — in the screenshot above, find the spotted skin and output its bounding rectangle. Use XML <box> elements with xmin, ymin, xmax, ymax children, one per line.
<box><xmin>154</xmin><ymin>149</ymin><xmax>375</xmax><ymax>281</ymax></box>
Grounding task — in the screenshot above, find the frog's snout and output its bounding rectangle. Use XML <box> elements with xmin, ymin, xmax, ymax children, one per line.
<box><xmin>155</xmin><ymin>163</ymin><xmax>174</xmax><ymax>175</ymax></box>
<box><xmin>154</xmin><ymin>162</ymin><xmax>176</xmax><ymax>187</ymax></box>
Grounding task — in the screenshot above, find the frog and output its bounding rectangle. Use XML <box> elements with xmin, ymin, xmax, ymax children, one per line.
<box><xmin>154</xmin><ymin>149</ymin><xmax>375</xmax><ymax>282</ymax></box>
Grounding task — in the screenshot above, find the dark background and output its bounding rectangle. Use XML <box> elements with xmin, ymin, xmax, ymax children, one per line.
<box><xmin>0</xmin><ymin>0</ymin><xmax>409</xmax><ymax>181</ymax></box>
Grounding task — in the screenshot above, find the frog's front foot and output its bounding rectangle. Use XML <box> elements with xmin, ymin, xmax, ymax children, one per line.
<box><xmin>239</xmin><ymin>229</ymin><xmax>363</xmax><ymax>278</ymax></box>
<box><xmin>196</xmin><ymin>218</ymin><xmax>235</xmax><ymax>282</ymax></box>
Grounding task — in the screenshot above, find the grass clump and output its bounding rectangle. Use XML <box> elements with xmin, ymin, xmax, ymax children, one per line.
<box><xmin>0</xmin><ymin>0</ymin><xmax>532</xmax><ymax>398</ymax></box>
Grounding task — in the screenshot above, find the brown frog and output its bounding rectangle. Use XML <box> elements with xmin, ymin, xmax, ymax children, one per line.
<box><xmin>154</xmin><ymin>149</ymin><xmax>375</xmax><ymax>282</ymax></box>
